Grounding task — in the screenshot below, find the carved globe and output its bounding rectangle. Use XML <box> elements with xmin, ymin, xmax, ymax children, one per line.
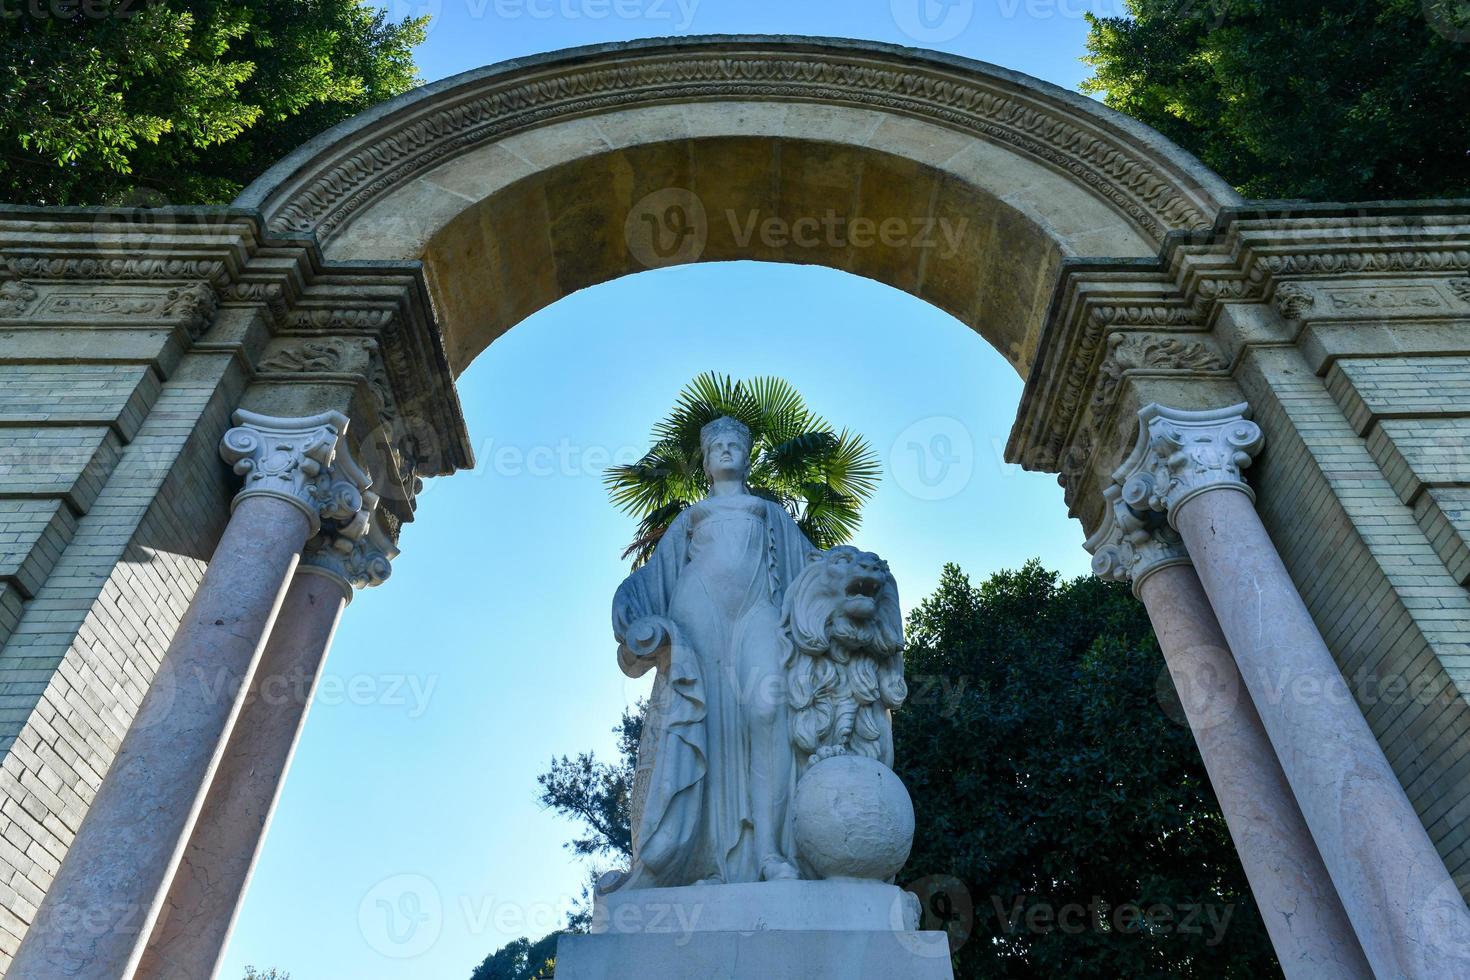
<box><xmin>793</xmin><ymin>754</ymin><xmax>914</xmax><ymax>880</ymax></box>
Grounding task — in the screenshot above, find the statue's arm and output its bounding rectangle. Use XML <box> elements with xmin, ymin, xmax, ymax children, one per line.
<box><xmin>612</xmin><ymin>510</ymin><xmax>689</xmax><ymax>677</ymax></box>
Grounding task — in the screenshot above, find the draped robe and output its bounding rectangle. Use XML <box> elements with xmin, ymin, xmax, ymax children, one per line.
<box><xmin>612</xmin><ymin>494</ymin><xmax>814</xmax><ymax>887</ymax></box>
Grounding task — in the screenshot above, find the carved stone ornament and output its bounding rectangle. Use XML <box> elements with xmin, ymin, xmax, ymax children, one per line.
<box><xmin>0</xmin><ymin>280</ymin><xmax>38</xmax><ymax>315</ymax></box>
<box><xmin>218</xmin><ymin>409</ymin><xmax>350</xmax><ymax>532</ymax></box>
<box><xmin>1451</xmin><ymin>278</ymin><xmax>1470</xmax><ymax>304</ymax></box>
<box><xmin>1085</xmin><ymin>483</ymin><xmax>1190</xmax><ymax>598</ymax></box>
<box><xmin>1273</xmin><ymin>283</ymin><xmax>1316</xmax><ymax>320</ymax></box>
<box><xmin>1115</xmin><ymin>402</ymin><xmax>1265</xmax><ymax>522</ymax></box>
<box><xmin>160</xmin><ymin>282</ymin><xmax>219</xmax><ymax>339</ymax></box>
<box><xmin>1091</xmin><ymin>332</ymin><xmax>1229</xmax><ymax>414</ymax></box>
<box><xmin>302</xmin><ymin>508</ymin><xmax>398</xmax><ymax>597</ymax></box>
<box><xmin>260</xmin><ymin>340</ymin><xmax>348</xmax><ymax>373</ymax></box>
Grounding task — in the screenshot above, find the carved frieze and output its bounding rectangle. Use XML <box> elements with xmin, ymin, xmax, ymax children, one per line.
<box><xmin>1326</xmin><ymin>286</ymin><xmax>1443</xmax><ymax>312</ymax></box>
<box><xmin>260</xmin><ymin>340</ymin><xmax>351</xmax><ymax>373</ymax></box>
<box><xmin>3</xmin><ymin>254</ymin><xmax>226</xmax><ymax>282</ymax></box>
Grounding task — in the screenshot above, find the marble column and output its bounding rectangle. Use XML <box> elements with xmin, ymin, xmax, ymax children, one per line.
<box><xmin>1087</xmin><ymin>486</ymin><xmax>1372</xmax><ymax>978</ymax></box>
<box><xmin>8</xmin><ymin>410</ymin><xmax>366</xmax><ymax>980</ymax></box>
<box><xmin>135</xmin><ymin>505</ymin><xmax>397</xmax><ymax>980</ymax></box>
<box><xmin>1120</xmin><ymin>402</ymin><xmax>1470</xmax><ymax>979</ymax></box>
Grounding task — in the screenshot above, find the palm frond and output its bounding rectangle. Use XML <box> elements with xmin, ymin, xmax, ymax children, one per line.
<box><xmin>606</xmin><ymin>373</ymin><xmax>881</xmax><ymax>567</ymax></box>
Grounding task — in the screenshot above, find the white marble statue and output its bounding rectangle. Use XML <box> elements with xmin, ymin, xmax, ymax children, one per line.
<box><xmin>609</xmin><ymin>416</ymin><xmax>912</xmax><ymax>892</ymax></box>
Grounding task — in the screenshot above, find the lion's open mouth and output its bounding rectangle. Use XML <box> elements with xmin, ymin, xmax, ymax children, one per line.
<box><xmin>845</xmin><ymin>574</ymin><xmax>883</xmax><ymax>600</ymax></box>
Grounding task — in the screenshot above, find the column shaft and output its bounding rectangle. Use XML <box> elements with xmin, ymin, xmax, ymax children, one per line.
<box><xmin>1175</xmin><ymin>487</ymin><xmax>1470</xmax><ymax>978</ymax></box>
<box><xmin>1137</xmin><ymin>563</ymin><xmax>1371</xmax><ymax>978</ymax></box>
<box><xmin>135</xmin><ymin>569</ymin><xmax>349</xmax><ymax>980</ymax></box>
<box><xmin>8</xmin><ymin>495</ymin><xmax>312</xmax><ymax>980</ymax></box>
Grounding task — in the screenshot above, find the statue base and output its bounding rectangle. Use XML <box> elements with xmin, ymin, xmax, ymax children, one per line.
<box><xmin>554</xmin><ymin>880</ymin><xmax>955</xmax><ymax>979</ymax></box>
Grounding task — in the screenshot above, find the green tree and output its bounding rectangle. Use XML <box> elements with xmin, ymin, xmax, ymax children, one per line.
<box><xmin>604</xmin><ymin>372</ymin><xmax>880</xmax><ymax>567</ymax></box>
<box><xmin>1</xmin><ymin>0</ymin><xmax>426</xmax><ymax>205</ymax></box>
<box><xmin>468</xmin><ymin>933</ymin><xmax>558</xmax><ymax>980</ymax></box>
<box><xmin>896</xmin><ymin>562</ymin><xmax>1278</xmax><ymax>978</ymax></box>
<box><xmin>1082</xmin><ymin>0</ymin><xmax>1470</xmax><ymax>201</ymax></box>
<box><xmin>537</xmin><ymin>705</ymin><xmax>641</xmax><ymax>864</ymax></box>
<box><xmin>241</xmin><ymin>968</ymin><xmax>289</xmax><ymax>980</ymax></box>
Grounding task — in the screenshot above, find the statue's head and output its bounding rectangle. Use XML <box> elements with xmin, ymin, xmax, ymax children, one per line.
<box><xmin>700</xmin><ymin>416</ymin><xmax>752</xmax><ymax>483</ymax></box>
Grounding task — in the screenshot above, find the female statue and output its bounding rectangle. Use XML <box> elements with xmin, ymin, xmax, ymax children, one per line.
<box><xmin>611</xmin><ymin>416</ymin><xmax>814</xmax><ymax>888</ymax></box>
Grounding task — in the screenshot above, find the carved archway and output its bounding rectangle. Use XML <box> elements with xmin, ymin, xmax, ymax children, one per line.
<box><xmin>236</xmin><ymin>35</ymin><xmax>1239</xmax><ymax>377</ymax></box>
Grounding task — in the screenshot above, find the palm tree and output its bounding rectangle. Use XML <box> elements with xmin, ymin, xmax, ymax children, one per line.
<box><xmin>605</xmin><ymin>373</ymin><xmax>881</xmax><ymax>568</ymax></box>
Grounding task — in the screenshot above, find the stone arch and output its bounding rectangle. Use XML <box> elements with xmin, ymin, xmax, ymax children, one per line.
<box><xmin>236</xmin><ymin>35</ymin><xmax>1240</xmax><ymax>377</ymax></box>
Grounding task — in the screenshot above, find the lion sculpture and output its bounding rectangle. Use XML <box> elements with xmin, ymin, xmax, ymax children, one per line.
<box><xmin>782</xmin><ymin>546</ymin><xmax>907</xmax><ymax>772</ymax></box>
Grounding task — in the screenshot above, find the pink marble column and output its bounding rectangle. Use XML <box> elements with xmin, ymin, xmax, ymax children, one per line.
<box><xmin>134</xmin><ymin>569</ymin><xmax>348</xmax><ymax>980</ymax></box>
<box><xmin>1088</xmin><ymin>486</ymin><xmax>1372</xmax><ymax>977</ymax></box>
<box><xmin>8</xmin><ymin>410</ymin><xmax>359</xmax><ymax>980</ymax></box>
<box><xmin>1124</xmin><ymin>403</ymin><xmax>1470</xmax><ymax>979</ymax></box>
<box><xmin>136</xmin><ymin>512</ymin><xmax>396</xmax><ymax>980</ymax></box>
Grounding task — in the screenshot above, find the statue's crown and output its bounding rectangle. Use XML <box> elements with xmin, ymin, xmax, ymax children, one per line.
<box><xmin>700</xmin><ymin>415</ymin><xmax>751</xmax><ymax>452</ymax></box>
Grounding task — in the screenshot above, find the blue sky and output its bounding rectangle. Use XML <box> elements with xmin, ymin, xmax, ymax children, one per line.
<box><xmin>220</xmin><ymin>3</ymin><xmax>1127</xmax><ymax>977</ymax></box>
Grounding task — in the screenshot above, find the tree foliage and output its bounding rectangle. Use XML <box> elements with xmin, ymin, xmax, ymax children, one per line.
<box><xmin>1</xmin><ymin>0</ymin><xmax>426</xmax><ymax>205</ymax></box>
<box><xmin>537</xmin><ymin>705</ymin><xmax>641</xmax><ymax>863</ymax></box>
<box><xmin>604</xmin><ymin>372</ymin><xmax>880</xmax><ymax>567</ymax></box>
<box><xmin>1082</xmin><ymin>0</ymin><xmax>1470</xmax><ymax>201</ymax></box>
<box><xmin>896</xmin><ymin>562</ymin><xmax>1278</xmax><ymax>978</ymax></box>
<box><xmin>468</xmin><ymin>932</ymin><xmax>558</xmax><ymax>980</ymax></box>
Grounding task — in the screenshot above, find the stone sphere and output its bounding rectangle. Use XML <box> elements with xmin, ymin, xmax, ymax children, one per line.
<box><xmin>793</xmin><ymin>754</ymin><xmax>915</xmax><ymax>880</ymax></box>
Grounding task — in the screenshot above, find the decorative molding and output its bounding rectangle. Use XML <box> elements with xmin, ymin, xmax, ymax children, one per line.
<box><xmin>1085</xmin><ymin>482</ymin><xmax>1189</xmax><ymax>597</ymax></box>
<box><xmin>218</xmin><ymin>409</ymin><xmax>350</xmax><ymax>533</ymax></box>
<box><xmin>1273</xmin><ymin>283</ymin><xmax>1316</xmax><ymax>319</ymax></box>
<box><xmin>287</xmin><ymin>308</ymin><xmax>396</xmax><ymax>331</ymax></box>
<box><xmin>3</xmin><ymin>254</ymin><xmax>226</xmax><ymax>282</ymax></box>
<box><xmin>222</xmin><ymin>281</ymin><xmax>289</xmax><ymax>320</ymax></box>
<box><xmin>1117</xmin><ymin>402</ymin><xmax>1264</xmax><ymax>522</ymax></box>
<box><xmin>1451</xmin><ymin>278</ymin><xmax>1470</xmax><ymax>304</ymax></box>
<box><xmin>260</xmin><ymin>48</ymin><xmax>1216</xmax><ymax>243</ymax></box>
<box><xmin>0</xmin><ymin>280</ymin><xmax>38</xmax><ymax>315</ymax></box>
<box><xmin>1259</xmin><ymin>249</ymin><xmax>1470</xmax><ymax>277</ymax></box>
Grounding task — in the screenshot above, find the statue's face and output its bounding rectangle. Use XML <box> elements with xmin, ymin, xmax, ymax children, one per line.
<box><xmin>703</xmin><ymin>431</ymin><xmax>751</xmax><ymax>482</ymax></box>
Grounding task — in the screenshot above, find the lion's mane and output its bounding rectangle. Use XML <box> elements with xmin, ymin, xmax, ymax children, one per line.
<box><xmin>782</xmin><ymin>546</ymin><xmax>906</xmax><ymax>769</ymax></box>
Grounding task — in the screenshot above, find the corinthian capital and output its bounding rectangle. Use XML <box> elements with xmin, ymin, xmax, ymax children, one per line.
<box><xmin>1114</xmin><ymin>403</ymin><xmax>1265</xmax><ymax>523</ymax></box>
<box><xmin>220</xmin><ymin>410</ymin><xmax>349</xmax><ymax>531</ymax></box>
<box><xmin>302</xmin><ymin>509</ymin><xmax>398</xmax><ymax>599</ymax></box>
<box><xmin>1085</xmin><ymin>483</ymin><xmax>1190</xmax><ymax>597</ymax></box>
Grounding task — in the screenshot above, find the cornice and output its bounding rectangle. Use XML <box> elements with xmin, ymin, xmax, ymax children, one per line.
<box><xmin>1007</xmin><ymin>209</ymin><xmax>1470</xmax><ymax>522</ymax></box>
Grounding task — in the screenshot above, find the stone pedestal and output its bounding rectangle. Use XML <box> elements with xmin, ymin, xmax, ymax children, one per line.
<box><xmin>556</xmin><ymin>880</ymin><xmax>954</xmax><ymax>980</ymax></box>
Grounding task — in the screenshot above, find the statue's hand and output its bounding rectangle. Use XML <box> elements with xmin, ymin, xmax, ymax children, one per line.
<box><xmin>617</xmin><ymin>616</ymin><xmax>673</xmax><ymax>678</ymax></box>
<box><xmin>624</xmin><ymin>617</ymin><xmax>670</xmax><ymax>657</ymax></box>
